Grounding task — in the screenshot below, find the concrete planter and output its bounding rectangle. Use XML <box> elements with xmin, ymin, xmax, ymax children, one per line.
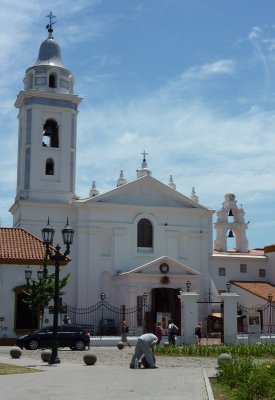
<box><xmin>10</xmin><ymin>346</ymin><xmax>22</xmax><ymax>359</ymax></box>
<box><xmin>117</xmin><ymin>341</ymin><xmax>124</xmax><ymax>350</ymax></box>
<box><xmin>41</xmin><ymin>349</ymin><xmax>52</xmax><ymax>362</ymax></box>
<box><xmin>83</xmin><ymin>352</ymin><xmax>97</xmax><ymax>365</ymax></box>
<box><xmin>218</xmin><ymin>353</ymin><xmax>233</xmax><ymax>367</ymax></box>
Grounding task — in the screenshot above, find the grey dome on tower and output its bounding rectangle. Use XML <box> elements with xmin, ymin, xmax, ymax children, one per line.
<box><xmin>35</xmin><ymin>34</ymin><xmax>64</xmax><ymax>68</ymax></box>
<box><xmin>23</xmin><ymin>13</ymin><xmax>74</xmax><ymax>94</ymax></box>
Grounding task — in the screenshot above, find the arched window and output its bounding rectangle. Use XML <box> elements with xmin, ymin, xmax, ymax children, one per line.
<box><xmin>14</xmin><ymin>287</ymin><xmax>39</xmax><ymax>333</ymax></box>
<box><xmin>49</xmin><ymin>73</ymin><xmax>57</xmax><ymax>88</ymax></box>
<box><xmin>42</xmin><ymin>119</ymin><xmax>59</xmax><ymax>148</ymax></box>
<box><xmin>45</xmin><ymin>158</ymin><xmax>54</xmax><ymax>175</ymax></box>
<box><xmin>137</xmin><ymin>218</ymin><xmax>153</xmax><ymax>247</ymax></box>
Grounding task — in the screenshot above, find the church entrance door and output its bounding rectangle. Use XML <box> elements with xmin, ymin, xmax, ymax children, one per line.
<box><xmin>151</xmin><ymin>288</ymin><xmax>181</xmax><ymax>334</ymax></box>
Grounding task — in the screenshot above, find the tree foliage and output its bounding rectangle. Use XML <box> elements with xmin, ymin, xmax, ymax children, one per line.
<box><xmin>24</xmin><ymin>272</ymin><xmax>70</xmax><ymax>327</ymax></box>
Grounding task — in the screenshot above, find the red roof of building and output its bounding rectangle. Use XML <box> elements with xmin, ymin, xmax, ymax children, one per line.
<box><xmin>213</xmin><ymin>248</ymin><xmax>265</xmax><ymax>256</ymax></box>
<box><xmin>0</xmin><ymin>228</ymin><xmax>68</xmax><ymax>265</ymax></box>
<box><xmin>232</xmin><ymin>281</ymin><xmax>275</xmax><ymax>302</ymax></box>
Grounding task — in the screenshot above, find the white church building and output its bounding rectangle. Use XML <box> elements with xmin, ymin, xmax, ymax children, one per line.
<box><xmin>0</xmin><ymin>20</ymin><xmax>274</xmax><ymax>343</ymax></box>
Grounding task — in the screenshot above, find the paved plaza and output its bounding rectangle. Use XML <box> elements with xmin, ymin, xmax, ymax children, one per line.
<box><xmin>0</xmin><ymin>346</ymin><xmax>217</xmax><ymax>399</ymax></box>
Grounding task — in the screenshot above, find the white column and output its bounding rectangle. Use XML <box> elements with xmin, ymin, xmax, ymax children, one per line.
<box><xmin>178</xmin><ymin>292</ymin><xmax>199</xmax><ymax>344</ymax></box>
<box><xmin>220</xmin><ymin>292</ymin><xmax>239</xmax><ymax>344</ymax></box>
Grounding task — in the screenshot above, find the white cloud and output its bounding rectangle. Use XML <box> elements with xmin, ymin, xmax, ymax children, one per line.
<box><xmin>75</xmin><ymin>85</ymin><xmax>275</xmax><ymax>205</ymax></box>
<box><xmin>166</xmin><ymin>59</ymin><xmax>236</xmax><ymax>87</ymax></box>
<box><xmin>248</xmin><ymin>26</ymin><xmax>262</xmax><ymax>40</ymax></box>
<box><xmin>117</xmin><ymin>131</ymin><xmax>138</xmax><ymax>145</ymax></box>
<box><xmin>196</xmin><ymin>59</ymin><xmax>236</xmax><ymax>76</ymax></box>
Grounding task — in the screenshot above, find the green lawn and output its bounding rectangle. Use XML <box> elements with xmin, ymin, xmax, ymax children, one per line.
<box><xmin>210</xmin><ymin>377</ymin><xmax>235</xmax><ymax>400</ymax></box>
<box><xmin>0</xmin><ymin>363</ymin><xmax>42</xmax><ymax>375</ymax></box>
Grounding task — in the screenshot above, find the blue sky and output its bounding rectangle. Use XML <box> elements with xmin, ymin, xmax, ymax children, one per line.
<box><xmin>1</xmin><ymin>0</ymin><xmax>275</xmax><ymax>249</ymax></box>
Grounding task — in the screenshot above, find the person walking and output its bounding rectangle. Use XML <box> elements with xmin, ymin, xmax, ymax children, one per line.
<box><xmin>155</xmin><ymin>322</ymin><xmax>163</xmax><ymax>344</ymax></box>
<box><xmin>121</xmin><ymin>320</ymin><xmax>131</xmax><ymax>347</ymax></box>
<box><xmin>129</xmin><ymin>333</ymin><xmax>158</xmax><ymax>369</ymax></box>
<box><xmin>168</xmin><ymin>320</ymin><xmax>178</xmax><ymax>345</ymax></box>
<box><xmin>195</xmin><ymin>322</ymin><xmax>202</xmax><ymax>345</ymax></box>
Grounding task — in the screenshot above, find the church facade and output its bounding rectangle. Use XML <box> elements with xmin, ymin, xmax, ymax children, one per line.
<box><xmin>1</xmin><ymin>20</ymin><xmax>274</xmax><ymax>340</ymax></box>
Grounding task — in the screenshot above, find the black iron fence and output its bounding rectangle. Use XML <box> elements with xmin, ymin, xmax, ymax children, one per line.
<box><xmin>238</xmin><ymin>301</ymin><xmax>275</xmax><ymax>334</ymax></box>
<box><xmin>66</xmin><ymin>300</ymin><xmax>151</xmax><ymax>336</ymax></box>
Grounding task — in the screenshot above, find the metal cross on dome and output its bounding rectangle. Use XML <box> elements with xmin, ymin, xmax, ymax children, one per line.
<box><xmin>46</xmin><ymin>12</ymin><xmax>56</xmax><ymax>30</ymax></box>
<box><xmin>141</xmin><ymin>150</ymin><xmax>148</xmax><ymax>161</ymax></box>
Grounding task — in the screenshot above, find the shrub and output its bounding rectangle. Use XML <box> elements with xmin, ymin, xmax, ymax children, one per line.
<box><xmin>234</xmin><ymin>364</ymin><xmax>275</xmax><ymax>400</ymax></box>
<box><xmin>216</xmin><ymin>357</ymin><xmax>275</xmax><ymax>399</ymax></box>
<box><xmin>155</xmin><ymin>343</ymin><xmax>275</xmax><ymax>358</ymax></box>
<box><xmin>216</xmin><ymin>357</ymin><xmax>254</xmax><ymax>389</ymax></box>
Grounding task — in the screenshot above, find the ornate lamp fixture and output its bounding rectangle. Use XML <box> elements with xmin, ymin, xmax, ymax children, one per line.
<box><xmin>186</xmin><ymin>280</ymin><xmax>191</xmax><ymax>292</ymax></box>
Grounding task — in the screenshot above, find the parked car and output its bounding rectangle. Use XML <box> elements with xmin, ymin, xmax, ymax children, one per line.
<box><xmin>16</xmin><ymin>325</ymin><xmax>90</xmax><ymax>351</ymax></box>
<box><xmin>97</xmin><ymin>319</ymin><xmax>118</xmax><ymax>335</ymax></box>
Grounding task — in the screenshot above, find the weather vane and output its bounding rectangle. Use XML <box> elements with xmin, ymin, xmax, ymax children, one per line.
<box><xmin>46</xmin><ymin>11</ymin><xmax>57</xmax><ymax>31</ymax></box>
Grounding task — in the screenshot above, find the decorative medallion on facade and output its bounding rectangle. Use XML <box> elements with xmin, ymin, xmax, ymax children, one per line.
<box><xmin>159</xmin><ymin>263</ymin><xmax>169</xmax><ymax>274</ymax></box>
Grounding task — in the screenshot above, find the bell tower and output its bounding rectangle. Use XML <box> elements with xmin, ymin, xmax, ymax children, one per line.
<box><xmin>13</xmin><ymin>14</ymin><xmax>82</xmax><ymax>206</ymax></box>
<box><xmin>214</xmin><ymin>193</ymin><xmax>249</xmax><ymax>252</ymax></box>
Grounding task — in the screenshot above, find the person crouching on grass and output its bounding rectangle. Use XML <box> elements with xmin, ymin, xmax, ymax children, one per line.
<box><xmin>130</xmin><ymin>333</ymin><xmax>158</xmax><ymax>369</ymax></box>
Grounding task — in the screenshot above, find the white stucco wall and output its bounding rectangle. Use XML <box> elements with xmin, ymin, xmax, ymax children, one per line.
<box><xmin>209</xmin><ymin>253</ymin><xmax>268</xmax><ymax>293</ymax></box>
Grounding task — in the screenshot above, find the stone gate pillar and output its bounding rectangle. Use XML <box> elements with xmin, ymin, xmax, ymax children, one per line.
<box><xmin>220</xmin><ymin>292</ymin><xmax>239</xmax><ymax>344</ymax></box>
<box><xmin>178</xmin><ymin>292</ymin><xmax>199</xmax><ymax>344</ymax></box>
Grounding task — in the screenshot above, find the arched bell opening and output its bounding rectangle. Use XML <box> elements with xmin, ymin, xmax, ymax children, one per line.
<box><xmin>49</xmin><ymin>72</ymin><xmax>58</xmax><ymax>88</ymax></box>
<box><xmin>43</xmin><ymin>119</ymin><xmax>59</xmax><ymax>148</ymax></box>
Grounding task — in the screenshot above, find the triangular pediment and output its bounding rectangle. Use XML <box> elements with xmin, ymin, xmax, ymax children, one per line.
<box><xmin>120</xmin><ymin>256</ymin><xmax>200</xmax><ymax>276</ymax></box>
<box><xmin>81</xmin><ymin>175</ymin><xmax>209</xmax><ymax>210</ymax></box>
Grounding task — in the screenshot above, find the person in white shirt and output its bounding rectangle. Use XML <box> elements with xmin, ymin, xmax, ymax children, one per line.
<box><xmin>168</xmin><ymin>320</ymin><xmax>178</xmax><ymax>345</ymax></box>
<box><xmin>130</xmin><ymin>333</ymin><xmax>158</xmax><ymax>369</ymax></box>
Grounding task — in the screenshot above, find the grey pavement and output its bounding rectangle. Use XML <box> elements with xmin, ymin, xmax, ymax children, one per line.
<box><xmin>0</xmin><ymin>346</ymin><xmax>217</xmax><ymax>399</ymax></box>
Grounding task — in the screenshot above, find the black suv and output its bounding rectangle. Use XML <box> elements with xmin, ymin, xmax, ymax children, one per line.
<box><xmin>16</xmin><ymin>325</ymin><xmax>90</xmax><ymax>351</ymax></box>
<box><xmin>97</xmin><ymin>319</ymin><xmax>118</xmax><ymax>335</ymax></box>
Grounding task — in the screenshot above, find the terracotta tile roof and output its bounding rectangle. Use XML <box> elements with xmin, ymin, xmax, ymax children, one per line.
<box><xmin>264</xmin><ymin>244</ymin><xmax>275</xmax><ymax>253</ymax></box>
<box><xmin>248</xmin><ymin>249</ymin><xmax>265</xmax><ymax>255</ymax></box>
<box><xmin>0</xmin><ymin>228</ymin><xmax>68</xmax><ymax>265</ymax></box>
<box><xmin>213</xmin><ymin>248</ymin><xmax>265</xmax><ymax>256</ymax></box>
<box><xmin>232</xmin><ymin>281</ymin><xmax>275</xmax><ymax>302</ymax></box>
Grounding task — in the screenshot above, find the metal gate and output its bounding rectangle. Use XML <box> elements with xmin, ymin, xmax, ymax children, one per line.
<box><xmin>238</xmin><ymin>300</ymin><xmax>275</xmax><ymax>334</ymax></box>
<box><xmin>66</xmin><ymin>300</ymin><xmax>151</xmax><ymax>336</ymax></box>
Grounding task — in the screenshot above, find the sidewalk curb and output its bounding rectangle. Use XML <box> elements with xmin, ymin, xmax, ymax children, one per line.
<box><xmin>203</xmin><ymin>368</ymin><xmax>216</xmax><ymax>400</ymax></box>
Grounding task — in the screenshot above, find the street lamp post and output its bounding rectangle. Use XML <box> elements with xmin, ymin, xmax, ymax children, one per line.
<box><xmin>268</xmin><ymin>293</ymin><xmax>273</xmax><ymax>334</ymax></box>
<box><xmin>142</xmin><ymin>293</ymin><xmax>147</xmax><ymax>333</ymax></box>
<box><xmin>42</xmin><ymin>218</ymin><xmax>74</xmax><ymax>365</ymax></box>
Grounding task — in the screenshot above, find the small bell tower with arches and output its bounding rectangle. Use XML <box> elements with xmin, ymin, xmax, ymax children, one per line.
<box><xmin>214</xmin><ymin>193</ymin><xmax>249</xmax><ymax>252</ymax></box>
<box><xmin>13</xmin><ymin>13</ymin><xmax>82</xmax><ymax>205</ymax></box>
